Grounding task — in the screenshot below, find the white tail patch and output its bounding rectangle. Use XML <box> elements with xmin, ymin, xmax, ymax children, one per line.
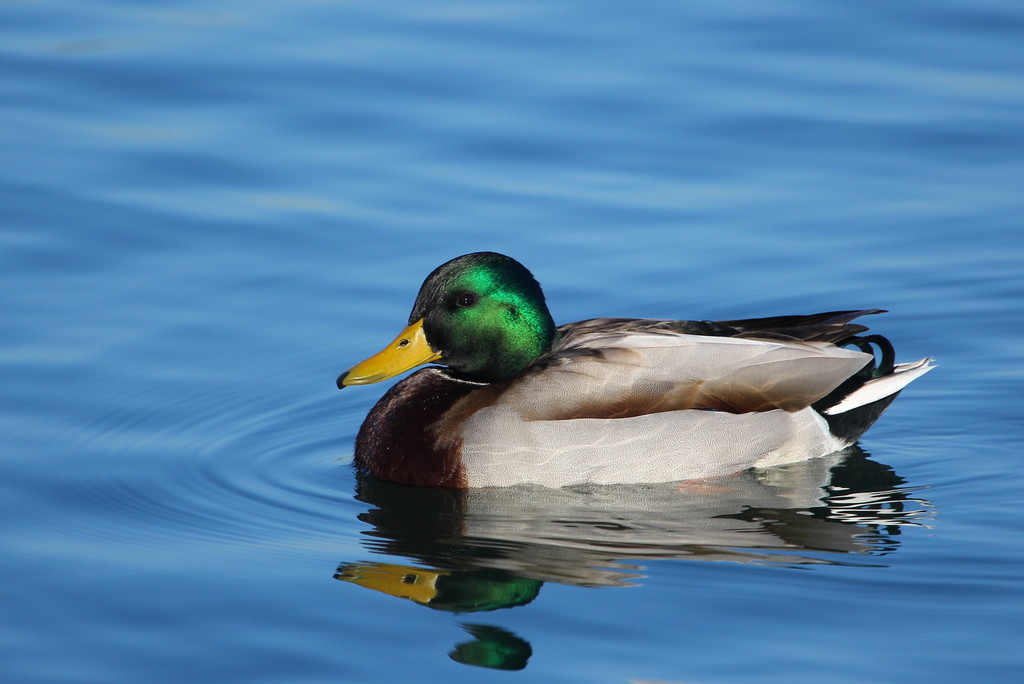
<box><xmin>823</xmin><ymin>358</ymin><xmax>935</xmax><ymax>415</ymax></box>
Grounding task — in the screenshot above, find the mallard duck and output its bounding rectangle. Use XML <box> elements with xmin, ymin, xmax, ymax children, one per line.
<box><xmin>337</xmin><ymin>252</ymin><xmax>933</xmax><ymax>488</ymax></box>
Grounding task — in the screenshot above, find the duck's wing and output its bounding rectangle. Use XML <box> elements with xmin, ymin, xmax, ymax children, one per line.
<box><xmin>507</xmin><ymin>325</ymin><xmax>872</xmax><ymax>419</ymax></box>
<box><xmin>714</xmin><ymin>309</ymin><xmax>885</xmax><ymax>343</ymax></box>
<box><xmin>555</xmin><ymin>309</ymin><xmax>884</xmax><ymax>345</ymax></box>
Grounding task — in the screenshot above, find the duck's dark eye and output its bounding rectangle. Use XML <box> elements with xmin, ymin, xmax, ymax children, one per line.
<box><xmin>455</xmin><ymin>292</ymin><xmax>478</xmax><ymax>308</ymax></box>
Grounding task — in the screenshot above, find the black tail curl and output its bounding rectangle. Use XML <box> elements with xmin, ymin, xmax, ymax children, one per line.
<box><xmin>813</xmin><ymin>333</ymin><xmax>901</xmax><ymax>444</ymax></box>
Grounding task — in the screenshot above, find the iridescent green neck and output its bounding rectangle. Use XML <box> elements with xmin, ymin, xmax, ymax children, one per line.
<box><xmin>410</xmin><ymin>252</ymin><xmax>557</xmax><ymax>383</ymax></box>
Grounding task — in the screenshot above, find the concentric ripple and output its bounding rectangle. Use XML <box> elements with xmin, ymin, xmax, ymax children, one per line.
<box><xmin>2</xmin><ymin>343</ymin><xmax>367</xmax><ymax>573</ymax></box>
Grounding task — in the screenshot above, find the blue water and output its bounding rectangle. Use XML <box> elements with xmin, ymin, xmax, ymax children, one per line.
<box><xmin>2</xmin><ymin>1</ymin><xmax>1023</xmax><ymax>682</ymax></box>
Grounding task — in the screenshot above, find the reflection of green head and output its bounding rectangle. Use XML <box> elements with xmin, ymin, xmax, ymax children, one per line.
<box><xmin>449</xmin><ymin>623</ymin><xmax>532</xmax><ymax>671</ymax></box>
<box><xmin>428</xmin><ymin>571</ymin><xmax>541</xmax><ymax>612</ymax></box>
<box><xmin>334</xmin><ymin>561</ymin><xmax>541</xmax><ymax>612</ymax></box>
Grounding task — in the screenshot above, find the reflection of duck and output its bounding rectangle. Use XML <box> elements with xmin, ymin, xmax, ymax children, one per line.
<box><xmin>335</xmin><ymin>448</ymin><xmax>931</xmax><ymax>671</ymax></box>
<box><xmin>336</xmin><ymin>447</ymin><xmax>932</xmax><ymax>595</ymax></box>
<box><xmin>337</xmin><ymin>252</ymin><xmax>933</xmax><ymax>488</ymax></box>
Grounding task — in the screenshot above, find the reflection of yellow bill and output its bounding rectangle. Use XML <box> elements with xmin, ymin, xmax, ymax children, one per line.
<box><xmin>335</xmin><ymin>562</ymin><xmax>449</xmax><ymax>605</ymax></box>
<box><xmin>338</xmin><ymin>319</ymin><xmax>442</xmax><ymax>387</ymax></box>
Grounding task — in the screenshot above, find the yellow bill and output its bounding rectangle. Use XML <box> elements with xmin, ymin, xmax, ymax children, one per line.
<box><xmin>337</xmin><ymin>318</ymin><xmax>442</xmax><ymax>387</ymax></box>
<box><xmin>334</xmin><ymin>562</ymin><xmax>448</xmax><ymax>605</ymax></box>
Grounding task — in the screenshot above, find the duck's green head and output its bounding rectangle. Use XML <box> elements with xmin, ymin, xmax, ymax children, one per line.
<box><xmin>338</xmin><ymin>252</ymin><xmax>557</xmax><ymax>386</ymax></box>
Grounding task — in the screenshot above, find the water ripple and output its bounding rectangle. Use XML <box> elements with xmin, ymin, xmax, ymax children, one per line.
<box><xmin>8</xmin><ymin>361</ymin><xmax>360</xmax><ymax>570</ymax></box>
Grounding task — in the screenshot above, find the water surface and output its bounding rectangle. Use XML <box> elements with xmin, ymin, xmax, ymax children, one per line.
<box><xmin>2</xmin><ymin>1</ymin><xmax>1023</xmax><ymax>682</ymax></box>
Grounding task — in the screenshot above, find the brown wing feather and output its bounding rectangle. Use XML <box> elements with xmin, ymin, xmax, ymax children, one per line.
<box><xmin>514</xmin><ymin>331</ymin><xmax>872</xmax><ymax>419</ymax></box>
